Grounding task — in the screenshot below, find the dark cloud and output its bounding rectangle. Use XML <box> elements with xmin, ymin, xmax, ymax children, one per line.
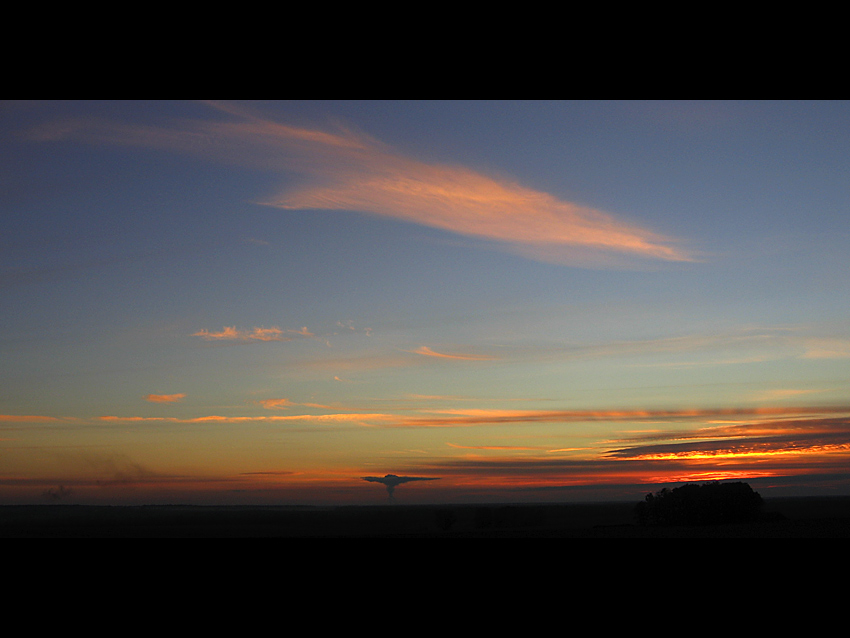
<box><xmin>604</xmin><ymin>416</ymin><xmax>850</xmax><ymax>459</ymax></box>
<box><xmin>405</xmin><ymin>414</ymin><xmax>850</xmax><ymax>499</ymax></box>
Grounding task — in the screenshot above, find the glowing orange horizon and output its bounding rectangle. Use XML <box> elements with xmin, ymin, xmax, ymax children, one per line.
<box><xmin>625</xmin><ymin>444</ymin><xmax>850</xmax><ymax>462</ymax></box>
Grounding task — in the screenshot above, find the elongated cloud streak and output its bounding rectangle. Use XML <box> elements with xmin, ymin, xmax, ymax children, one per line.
<box><xmin>411</xmin><ymin>346</ymin><xmax>497</xmax><ymax>361</ymax></box>
<box><xmin>258</xmin><ymin>398</ymin><xmax>334</xmax><ymax>410</ymax></box>
<box><xmin>373</xmin><ymin>405</ymin><xmax>850</xmax><ymax>428</ymax></box>
<box><xmin>192</xmin><ymin>326</ymin><xmax>313</xmax><ymax>342</ymax></box>
<box><xmin>9</xmin><ymin>406</ymin><xmax>850</xmax><ymax>430</ymax></box>
<box><xmin>267</xmin><ymin>162</ymin><xmax>694</xmax><ymax>266</ymax></box>
<box><xmin>144</xmin><ymin>393</ymin><xmax>186</xmax><ymax>403</ymax></box>
<box><xmin>258</xmin><ymin>398</ymin><xmax>295</xmax><ymax>409</ymax></box>
<box><xmin>97</xmin><ymin>413</ymin><xmax>398</xmax><ymax>425</ymax></box>
<box><xmin>447</xmin><ymin>443</ymin><xmax>551</xmax><ymax>451</ymax></box>
<box><xmin>29</xmin><ymin>102</ymin><xmax>696</xmax><ymax>267</ymax></box>
<box><xmin>84</xmin><ymin>405</ymin><xmax>850</xmax><ymax>430</ymax></box>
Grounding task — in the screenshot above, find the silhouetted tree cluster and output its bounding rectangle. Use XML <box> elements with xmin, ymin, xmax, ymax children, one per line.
<box><xmin>435</xmin><ymin>508</ymin><xmax>457</xmax><ymax>531</ymax></box>
<box><xmin>635</xmin><ymin>482</ymin><xmax>764</xmax><ymax>526</ymax></box>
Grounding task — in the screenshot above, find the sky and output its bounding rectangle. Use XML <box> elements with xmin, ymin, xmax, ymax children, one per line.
<box><xmin>3</xmin><ymin>99</ymin><xmax>850</xmax><ymax>506</ymax></box>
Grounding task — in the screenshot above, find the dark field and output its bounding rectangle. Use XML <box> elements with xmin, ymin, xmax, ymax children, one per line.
<box><xmin>3</xmin><ymin>496</ymin><xmax>850</xmax><ymax>537</ymax></box>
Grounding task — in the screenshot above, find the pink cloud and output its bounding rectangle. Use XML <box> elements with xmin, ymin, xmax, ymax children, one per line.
<box><xmin>32</xmin><ymin>102</ymin><xmax>697</xmax><ymax>268</ymax></box>
<box><xmin>411</xmin><ymin>346</ymin><xmax>497</xmax><ymax>361</ymax></box>
<box><xmin>259</xmin><ymin>398</ymin><xmax>294</xmax><ymax>409</ymax></box>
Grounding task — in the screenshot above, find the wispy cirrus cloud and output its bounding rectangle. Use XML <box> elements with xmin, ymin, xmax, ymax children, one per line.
<box><xmin>266</xmin><ymin>161</ymin><xmax>696</xmax><ymax>267</ymax></box>
<box><xmin>28</xmin><ymin>101</ymin><xmax>697</xmax><ymax>268</ymax></box>
<box><xmin>801</xmin><ymin>337</ymin><xmax>850</xmax><ymax>359</ymax></box>
<box><xmin>192</xmin><ymin>326</ymin><xmax>313</xmax><ymax>342</ymax></box>
<box><xmin>368</xmin><ymin>405</ymin><xmax>850</xmax><ymax>428</ymax></box>
<box><xmin>750</xmin><ymin>388</ymin><xmax>827</xmax><ymax>403</ymax></box>
<box><xmin>258</xmin><ymin>398</ymin><xmax>334</xmax><ymax>410</ymax></box>
<box><xmin>144</xmin><ymin>393</ymin><xmax>186</xmax><ymax>404</ymax></box>
<box><xmin>258</xmin><ymin>398</ymin><xmax>295</xmax><ymax>409</ymax></box>
<box><xmin>11</xmin><ymin>405</ymin><xmax>848</xmax><ymax>431</ymax></box>
<box><xmin>410</xmin><ymin>346</ymin><xmax>497</xmax><ymax>361</ymax></box>
<box><xmin>97</xmin><ymin>413</ymin><xmax>397</xmax><ymax>425</ymax></box>
<box><xmin>447</xmin><ymin>442</ymin><xmax>553</xmax><ymax>451</ymax></box>
<box><xmin>455</xmin><ymin>324</ymin><xmax>850</xmax><ymax>370</ymax></box>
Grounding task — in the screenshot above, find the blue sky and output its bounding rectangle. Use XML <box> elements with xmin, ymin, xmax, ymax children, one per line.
<box><xmin>3</xmin><ymin>100</ymin><xmax>850</xmax><ymax>505</ymax></box>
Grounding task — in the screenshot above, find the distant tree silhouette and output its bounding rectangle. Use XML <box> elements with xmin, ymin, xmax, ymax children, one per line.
<box><xmin>635</xmin><ymin>481</ymin><xmax>764</xmax><ymax>526</ymax></box>
<box><xmin>435</xmin><ymin>508</ymin><xmax>457</xmax><ymax>531</ymax></box>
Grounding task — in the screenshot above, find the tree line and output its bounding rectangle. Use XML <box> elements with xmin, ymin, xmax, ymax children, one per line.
<box><xmin>635</xmin><ymin>481</ymin><xmax>764</xmax><ymax>526</ymax></box>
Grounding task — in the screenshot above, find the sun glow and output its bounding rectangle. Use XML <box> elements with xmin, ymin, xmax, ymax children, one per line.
<box><xmin>627</xmin><ymin>443</ymin><xmax>850</xmax><ymax>462</ymax></box>
<box><xmin>644</xmin><ymin>470</ymin><xmax>783</xmax><ymax>484</ymax></box>
<box><xmin>9</xmin><ymin>101</ymin><xmax>850</xmax><ymax>509</ymax></box>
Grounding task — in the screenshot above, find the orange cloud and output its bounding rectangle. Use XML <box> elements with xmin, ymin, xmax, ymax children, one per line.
<box><xmin>261</xmin><ymin>130</ymin><xmax>695</xmax><ymax>266</ymax></box>
<box><xmin>35</xmin><ymin>405</ymin><xmax>847</xmax><ymax>431</ymax></box>
<box><xmin>259</xmin><ymin>398</ymin><xmax>295</xmax><ymax>409</ymax></box>
<box><xmin>447</xmin><ymin>443</ymin><xmax>550</xmax><ymax>451</ymax></box>
<box><xmin>411</xmin><ymin>346</ymin><xmax>497</xmax><ymax>361</ymax></box>
<box><xmin>259</xmin><ymin>398</ymin><xmax>334</xmax><ymax>410</ymax></box>
<box><xmin>192</xmin><ymin>326</ymin><xmax>313</xmax><ymax>342</ymax></box>
<box><xmin>97</xmin><ymin>413</ymin><xmax>397</xmax><ymax>425</ymax></box>
<box><xmin>751</xmin><ymin>388</ymin><xmax>826</xmax><ymax>402</ymax></box>
<box><xmin>144</xmin><ymin>393</ymin><xmax>186</xmax><ymax>404</ymax></box>
<box><xmin>602</xmin><ymin>414</ymin><xmax>850</xmax><ymax>466</ymax></box>
<box><xmin>31</xmin><ymin>102</ymin><xmax>696</xmax><ymax>268</ymax></box>
<box><xmin>379</xmin><ymin>406</ymin><xmax>850</xmax><ymax>428</ymax></box>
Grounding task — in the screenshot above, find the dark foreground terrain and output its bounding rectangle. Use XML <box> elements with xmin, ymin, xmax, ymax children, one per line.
<box><xmin>3</xmin><ymin>496</ymin><xmax>850</xmax><ymax>537</ymax></box>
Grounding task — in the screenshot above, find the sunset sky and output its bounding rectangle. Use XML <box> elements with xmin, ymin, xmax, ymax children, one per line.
<box><xmin>3</xmin><ymin>100</ymin><xmax>850</xmax><ymax>505</ymax></box>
